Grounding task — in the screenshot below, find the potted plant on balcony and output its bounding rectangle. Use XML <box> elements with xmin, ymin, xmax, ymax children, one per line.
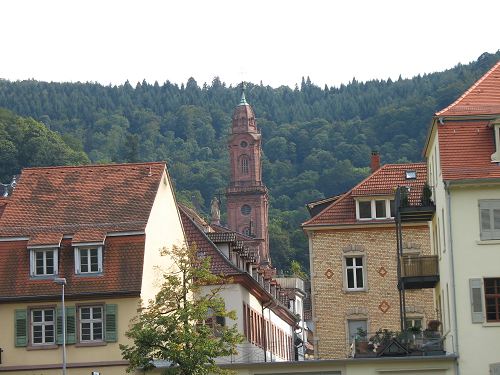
<box><xmin>421</xmin><ymin>183</ymin><xmax>433</xmax><ymax>206</ymax></box>
<box><xmin>356</xmin><ymin>327</ymin><xmax>369</xmax><ymax>353</ymax></box>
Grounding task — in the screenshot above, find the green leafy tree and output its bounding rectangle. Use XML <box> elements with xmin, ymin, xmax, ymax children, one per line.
<box><xmin>120</xmin><ymin>245</ymin><xmax>242</xmax><ymax>374</ymax></box>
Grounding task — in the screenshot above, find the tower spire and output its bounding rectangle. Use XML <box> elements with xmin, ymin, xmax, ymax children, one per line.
<box><xmin>239</xmin><ymin>82</ymin><xmax>248</xmax><ymax>106</ymax></box>
<box><xmin>226</xmin><ymin>88</ymin><xmax>270</xmax><ymax>265</ymax></box>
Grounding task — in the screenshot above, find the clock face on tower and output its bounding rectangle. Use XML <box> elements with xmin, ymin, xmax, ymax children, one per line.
<box><xmin>241</xmin><ymin>204</ymin><xmax>251</xmax><ymax>215</ymax></box>
<box><xmin>240</xmin><ymin>141</ymin><xmax>248</xmax><ymax>148</ymax></box>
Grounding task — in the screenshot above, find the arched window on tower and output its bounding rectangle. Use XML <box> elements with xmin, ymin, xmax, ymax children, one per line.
<box><xmin>240</xmin><ymin>155</ymin><xmax>249</xmax><ymax>175</ymax></box>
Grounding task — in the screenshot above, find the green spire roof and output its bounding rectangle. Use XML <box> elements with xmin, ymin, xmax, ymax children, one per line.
<box><xmin>239</xmin><ymin>82</ymin><xmax>248</xmax><ymax>106</ymax></box>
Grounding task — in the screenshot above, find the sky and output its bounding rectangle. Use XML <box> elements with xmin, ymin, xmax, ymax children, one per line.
<box><xmin>1</xmin><ymin>0</ymin><xmax>499</xmax><ymax>89</ymax></box>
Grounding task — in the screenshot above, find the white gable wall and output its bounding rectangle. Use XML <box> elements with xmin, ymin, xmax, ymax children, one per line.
<box><xmin>143</xmin><ymin>168</ymin><xmax>186</xmax><ymax>304</ymax></box>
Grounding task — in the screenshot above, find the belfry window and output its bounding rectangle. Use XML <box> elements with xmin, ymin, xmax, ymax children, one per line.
<box><xmin>240</xmin><ymin>156</ymin><xmax>249</xmax><ymax>175</ymax></box>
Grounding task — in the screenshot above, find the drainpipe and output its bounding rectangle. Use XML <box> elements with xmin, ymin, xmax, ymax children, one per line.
<box><xmin>445</xmin><ymin>181</ymin><xmax>460</xmax><ymax>375</ymax></box>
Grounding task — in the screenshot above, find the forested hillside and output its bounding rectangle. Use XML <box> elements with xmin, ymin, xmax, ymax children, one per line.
<box><xmin>0</xmin><ymin>51</ymin><xmax>498</xmax><ymax>271</ymax></box>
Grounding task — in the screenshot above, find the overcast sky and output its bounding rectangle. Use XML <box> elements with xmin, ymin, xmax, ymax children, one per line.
<box><xmin>2</xmin><ymin>0</ymin><xmax>499</xmax><ymax>88</ymax></box>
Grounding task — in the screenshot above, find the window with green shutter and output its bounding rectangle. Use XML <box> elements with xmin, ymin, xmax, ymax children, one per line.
<box><xmin>479</xmin><ymin>200</ymin><xmax>500</xmax><ymax>240</ymax></box>
<box><xmin>105</xmin><ymin>304</ymin><xmax>117</xmax><ymax>342</ymax></box>
<box><xmin>56</xmin><ymin>307</ymin><xmax>76</xmax><ymax>344</ymax></box>
<box><xmin>66</xmin><ymin>307</ymin><xmax>76</xmax><ymax>344</ymax></box>
<box><xmin>15</xmin><ymin>310</ymin><xmax>28</xmax><ymax>347</ymax></box>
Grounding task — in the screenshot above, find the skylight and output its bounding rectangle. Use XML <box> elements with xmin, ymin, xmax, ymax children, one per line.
<box><xmin>405</xmin><ymin>170</ymin><xmax>417</xmax><ymax>179</ymax></box>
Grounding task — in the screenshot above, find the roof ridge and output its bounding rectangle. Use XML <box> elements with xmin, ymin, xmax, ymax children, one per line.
<box><xmin>436</xmin><ymin>60</ymin><xmax>500</xmax><ymax>116</ymax></box>
<box><xmin>22</xmin><ymin>161</ymin><xmax>166</xmax><ymax>171</ymax></box>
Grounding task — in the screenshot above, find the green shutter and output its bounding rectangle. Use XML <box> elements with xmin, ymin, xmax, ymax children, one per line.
<box><xmin>66</xmin><ymin>307</ymin><xmax>76</xmax><ymax>344</ymax></box>
<box><xmin>56</xmin><ymin>307</ymin><xmax>63</xmax><ymax>344</ymax></box>
<box><xmin>14</xmin><ymin>309</ymin><xmax>28</xmax><ymax>347</ymax></box>
<box><xmin>469</xmin><ymin>278</ymin><xmax>484</xmax><ymax>323</ymax></box>
<box><xmin>105</xmin><ymin>304</ymin><xmax>117</xmax><ymax>342</ymax></box>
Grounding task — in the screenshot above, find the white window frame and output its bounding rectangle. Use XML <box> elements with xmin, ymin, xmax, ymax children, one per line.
<box><xmin>344</xmin><ymin>255</ymin><xmax>366</xmax><ymax>291</ymax></box>
<box><xmin>479</xmin><ymin>200</ymin><xmax>500</xmax><ymax>240</ymax></box>
<box><xmin>356</xmin><ymin>198</ymin><xmax>394</xmax><ymax>221</ymax></box>
<box><xmin>79</xmin><ymin>306</ymin><xmax>104</xmax><ymax>342</ymax></box>
<box><xmin>347</xmin><ymin>319</ymin><xmax>368</xmax><ymax>344</ymax></box>
<box><xmin>74</xmin><ymin>245</ymin><xmax>103</xmax><ymax>274</ymax></box>
<box><xmin>31</xmin><ymin>308</ymin><xmax>55</xmax><ymax>345</ymax></box>
<box><xmin>29</xmin><ymin>247</ymin><xmax>58</xmax><ymax>277</ymax></box>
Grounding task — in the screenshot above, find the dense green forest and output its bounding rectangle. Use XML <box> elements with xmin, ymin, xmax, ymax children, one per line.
<box><xmin>0</xmin><ymin>51</ymin><xmax>499</xmax><ymax>272</ymax></box>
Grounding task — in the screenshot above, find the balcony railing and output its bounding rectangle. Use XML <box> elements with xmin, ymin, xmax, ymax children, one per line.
<box><xmin>400</xmin><ymin>255</ymin><xmax>439</xmax><ymax>289</ymax></box>
<box><xmin>396</xmin><ymin>185</ymin><xmax>435</xmax><ymax>222</ymax></box>
<box><xmin>352</xmin><ymin>330</ymin><xmax>445</xmax><ymax>358</ymax></box>
<box><xmin>274</xmin><ymin>277</ymin><xmax>305</xmax><ymax>292</ymax></box>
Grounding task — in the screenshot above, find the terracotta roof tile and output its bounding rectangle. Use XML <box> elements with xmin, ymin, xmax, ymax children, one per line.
<box><xmin>437</xmin><ymin>120</ymin><xmax>500</xmax><ymax>180</ymax></box>
<box><xmin>303</xmin><ymin>163</ymin><xmax>427</xmax><ymax>226</ymax></box>
<box><xmin>179</xmin><ymin>207</ymin><xmax>242</xmax><ymax>276</ymax></box>
<box><xmin>0</xmin><ymin>198</ymin><xmax>8</xmax><ymax>219</ymax></box>
<box><xmin>207</xmin><ymin>232</ymin><xmax>238</xmax><ymax>243</ymax></box>
<box><xmin>0</xmin><ymin>162</ymin><xmax>165</xmax><ymax>241</ymax></box>
<box><xmin>0</xmin><ymin>236</ymin><xmax>144</xmax><ymax>301</ymax></box>
<box><xmin>437</xmin><ymin>60</ymin><xmax>500</xmax><ymax>116</ymax></box>
<box><xmin>27</xmin><ymin>232</ymin><xmax>63</xmax><ymax>247</ymax></box>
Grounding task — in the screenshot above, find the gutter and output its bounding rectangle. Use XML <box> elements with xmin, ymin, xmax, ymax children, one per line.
<box><xmin>444</xmin><ymin>181</ymin><xmax>460</xmax><ymax>375</ymax></box>
<box><xmin>445</xmin><ymin>178</ymin><xmax>500</xmax><ymax>187</ymax></box>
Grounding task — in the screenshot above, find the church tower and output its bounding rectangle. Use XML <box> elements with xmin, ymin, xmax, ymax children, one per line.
<box><xmin>226</xmin><ymin>84</ymin><xmax>270</xmax><ymax>264</ymax></box>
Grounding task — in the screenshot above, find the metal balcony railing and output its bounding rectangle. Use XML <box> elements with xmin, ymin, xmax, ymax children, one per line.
<box><xmin>351</xmin><ymin>330</ymin><xmax>445</xmax><ymax>358</ymax></box>
<box><xmin>401</xmin><ymin>255</ymin><xmax>439</xmax><ymax>278</ymax></box>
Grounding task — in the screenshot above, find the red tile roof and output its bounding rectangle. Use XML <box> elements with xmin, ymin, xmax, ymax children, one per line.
<box><xmin>0</xmin><ymin>197</ymin><xmax>7</xmax><ymax>219</ymax></box>
<box><xmin>0</xmin><ymin>236</ymin><xmax>144</xmax><ymax>302</ymax></box>
<box><xmin>303</xmin><ymin>163</ymin><xmax>427</xmax><ymax>227</ymax></box>
<box><xmin>437</xmin><ymin>60</ymin><xmax>500</xmax><ymax>117</ymax></box>
<box><xmin>179</xmin><ymin>206</ymin><xmax>242</xmax><ymax>276</ymax></box>
<box><xmin>437</xmin><ymin>120</ymin><xmax>500</xmax><ymax>180</ymax></box>
<box><xmin>0</xmin><ymin>162</ymin><xmax>165</xmax><ymax>242</ymax></box>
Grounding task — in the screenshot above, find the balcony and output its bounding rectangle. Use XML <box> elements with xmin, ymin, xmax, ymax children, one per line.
<box><xmin>352</xmin><ymin>330</ymin><xmax>445</xmax><ymax>358</ymax></box>
<box><xmin>400</xmin><ymin>255</ymin><xmax>439</xmax><ymax>289</ymax></box>
<box><xmin>396</xmin><ymin>185</ymin><xmax>435</xmax><ymax>222</ymax></box>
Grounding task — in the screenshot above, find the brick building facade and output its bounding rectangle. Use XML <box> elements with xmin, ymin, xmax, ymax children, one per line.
<box><xmin>303</xmin><ymin>161</ymin><xmax>437</xmax><ymax>359</ymax></box>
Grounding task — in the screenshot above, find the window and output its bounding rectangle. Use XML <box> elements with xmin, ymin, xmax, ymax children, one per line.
<box><xmin>240</xmin><ymin>155</ymin><xmax>249</xmax><ymax>175</ymax></box>
<box><xmin>31</xmin><ymin>309</ymin><xmax>55</xmax><ymax>345</ymax></box>
<box><xmin>80</xmin><ymin>306</ymin><xmax>103</xmax><ymax>342</ymax></box>
<box><xmin>479</xmin><ymin>200</ymin><xmax>500</xmax><ymax>240</ymax></box>
<box><xmin>30</xmin><ymin>248</ymin><xmax>58</xmax><ymax>276</ymax></box>
<box><xmin>405</xmin><ymin>170</ymin><xmax>417</xmax><ymax>179</ymax></box>
<box><xmin>347</xmin><ymin>319</ymin><xmax>367</xmax><ymax>343</ymax></box>
<box><xmin>356</xmin><ymin>199</ymin><xmax>394</xmax><ymax>220</ymax></box>
<box><xmin>358</xmin><ymin>201</ymin><xmax>371</xmax><ymax>219</ymax></box>
<box><xmin>485</xmin><ymin>278</ymin><xmax>500</xmax><ymax>322</ymax></box>
<box><xmin>405</xmin><ymin>318</ymin><xmax>422</xmax><ymax>330</ymax></box>
<box><xmin>375</xmin><ymin>200</ymin><xmax>386</xmax><ymax>218</ymax></box>
<box><xmin>345</xmin><ymin>257</ymin><xmax>364</xmax><ymax>290</ymax></box>
<box><xmin>75</xmin><ymin>246</ymin><xmax>102</xmax><ymax>274</ymax></box>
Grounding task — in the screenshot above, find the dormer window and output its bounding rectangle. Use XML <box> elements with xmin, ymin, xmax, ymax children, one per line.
<box><xmin>30</xmin><ymin>248</ymin><xmax>58</xmax><ymax>277</ymax></box>
<box><xmin>75</xmin><ymin>246</ymin><xmax>103</xmax><ymax>274</ymax></box>
<box><xmin>356</xmin><ymin>198</ymin><xmax>395</xmax><ymax>220</ymax></box>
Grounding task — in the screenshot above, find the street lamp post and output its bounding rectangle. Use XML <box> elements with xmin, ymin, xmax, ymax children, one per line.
<box><xmin>53</xmin><ymin>277</ymin><xmax>67</xmax><ymax>375</ymax></box>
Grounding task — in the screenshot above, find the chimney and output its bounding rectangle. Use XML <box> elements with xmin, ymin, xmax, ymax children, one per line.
<box><xmin>370</xmin><ymin>151</ymin><xmax>380</xmax><ymax>174</ymax></box>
